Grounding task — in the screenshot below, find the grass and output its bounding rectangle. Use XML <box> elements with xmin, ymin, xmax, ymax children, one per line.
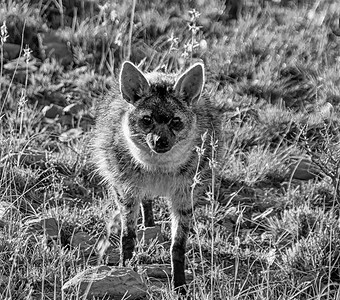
<box><xmin>1</xmin><ymin>0</ymin><xmax>340</xmax><ymax>299</ymax></box>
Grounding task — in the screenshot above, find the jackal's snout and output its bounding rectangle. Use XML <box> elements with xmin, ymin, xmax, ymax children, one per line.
<box><xmin>147</xmin><ymin>128</ymin><xmax>174</xmax><ymax>153</ymax></box>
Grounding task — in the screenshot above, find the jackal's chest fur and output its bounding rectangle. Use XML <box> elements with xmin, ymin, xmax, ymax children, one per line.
<box><xmin>135</xmin><ymin>171</ymin><xmax>192</xmax><ymax>199</ymax></box>
<box><xmin>117</xmin><ymin>126</ymin><xmax>198</xmax><ymax>198</ymax></box>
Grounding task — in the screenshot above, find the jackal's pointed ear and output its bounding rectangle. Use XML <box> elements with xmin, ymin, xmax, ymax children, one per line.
<box><xmin>120</xmin><ymin>61</ymin><xmax>150</xmax><ymax>104</ymax></box>
<box><xmin>174</xmin><ymin>62</ymin><xmax>205</xmax><ymax>105</ymax></box>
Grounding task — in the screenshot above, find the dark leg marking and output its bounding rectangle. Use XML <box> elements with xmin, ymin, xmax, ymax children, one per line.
<box><xmin>119</xmin><ymin>198</ymin><xmax>141</xmax><ymax>265</ymax></box>
<box><xmin>171</xmin><ymin>206</ymin><xmax>192</xmax><ymax>294</ymax></box>
<box><xmin>142</xmin><ymin>198</ymin><xmax>155</xmax><ymax>227</ymax></box>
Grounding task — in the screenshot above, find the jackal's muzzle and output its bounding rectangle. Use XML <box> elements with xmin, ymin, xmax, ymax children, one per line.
<box><xmin>146</xmin><ymin>132</ymin><xmax>174</xmax><ymax>153</ymax></box>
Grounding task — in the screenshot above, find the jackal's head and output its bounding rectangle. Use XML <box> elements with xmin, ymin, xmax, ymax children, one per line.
<box><xmin>119</xmin><ymin>61</ymin><xmax>205</xmax><ymax>168</ymax></box>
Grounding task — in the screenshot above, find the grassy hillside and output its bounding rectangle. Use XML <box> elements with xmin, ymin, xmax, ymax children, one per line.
<box><xmin>1</xmin><ymin>0</ymin><xmax>340</xmax><ymax>299</ymax></box>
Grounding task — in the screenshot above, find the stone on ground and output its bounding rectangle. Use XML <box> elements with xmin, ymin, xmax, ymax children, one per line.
<box><xmin>63</xmin><ymin>265</ymin><xmax>147</xmax><ymax>299</ymax></box>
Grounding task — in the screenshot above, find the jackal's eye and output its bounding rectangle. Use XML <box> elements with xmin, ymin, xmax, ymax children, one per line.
<box><xmin>169</xmin><ymin>117</ymin><xmax>183</xmax><ymax>131</ymax></box>
<box><xmin>141</xmin><ymin>115</ymin><xmax>153</xmax><ymax>126</ymax></box>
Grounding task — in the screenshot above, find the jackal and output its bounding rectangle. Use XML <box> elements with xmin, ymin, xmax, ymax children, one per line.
<box><xmin>93</xmin><ymin>61</ymin><xmax>221</xmax><ymax>293</ymax></box>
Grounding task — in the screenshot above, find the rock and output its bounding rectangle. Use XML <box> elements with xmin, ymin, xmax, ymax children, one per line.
<box><xmin>319</xmin><ymin>102</ymin><xmax>334</xmax><ymax>119</ymax></box>
<box><xmin>4</xmin><ymin>14</ymin><xmax>40</xmax><ymax>54</ymax></box>
<box><xmin>3</xmin><ymin>56</ymin><xmax>38</xmax><ymax>73</ymax></box>
<box><xmin>0</xmin><ymin>275</ymin><xmax>9</xmax><ymax>287</ymax></box>
<box><xmin>141</xmin><ymin>264</ymin><xmax>171</xmax><ymax>279</ymax></box>
<box><xmin>307</xmin><ymin>102</ymin><xmax>334</xmax><ymax>122</ymax></box>
<box><xmin>42</xmin><ymin>104</ymin><xmax>64</xmax><ymax>118</ymax></box>
<box><xmin>43</xmin><ymin>141</ymin><xmax>60</xmax><ymax>152</ymax></box>
<box><xmin>40</xmin><ymin>32</ymin><xmax>73</xmax><ymax>66</ymax></box>
<box><xmin>45</xmin><ymin>41</ymin><xmax>73</xmax><ymax>66</ymax></box>
<box><xmin>137</xmin><ymin>225</ymin><xmax>163</xmax><ymax>244</ymax></box>
<box><xmin>71</xmin><ymin>231</ymin><xmax>96</xmax><ymax>257</ymax></box>
<box><xmin>104</xmin><ymin>246</ymin><xmax>121</xmax><ymax>266</ymax></box>
<box><xmin>40</xmin><ymin>90</ymin><xmax>68</xmax><ymax>107</ymax></box>
<box><xmin>25</xmin><ymin>217</ymin><xmax>60</xmax><ymax>239</ymax></box>
<box><xmin>62</xmin><ymin>266</ymin><xmax>147</xmax><ymax>299</ymax></box>
<box><xmin>0</xmin><ymin>152</ymin><xmax>47</xmax><ymax>167</ymax></box>
<box><xmin>138</xmin><ymin>264</ymin><xmax>172</xmax><ymax>288</ymax></box>
<box><xmin>59</xmin><ymin>114</ymin><xmax>73</xmax><ymax>127</ymax></box>
<box><xmin>0</xmin><ymin>219</ymin><xmax>6</xmax><ymax>229</ymax></box>
<box><xmin>274</xmin><ymin>12</ymin><xmax>286</xmax><ymax>26</ymax></box>
<box><xmin>63</xmin><ymin>103</ymin><xmax>84</xmax><ymax>115</ymax></box>
<box><xmin>288</xmin><ymin>158</ymin><xmax>322</xmax><ymax>181</ymax></box>
<box><xmin>0</xmin><ymin>201</ymin><xmax>19</xmax><ymax>229</ymax></box>
<box><xmin>130</xmin><ymin>41</ymin><xmax>158</xmax><ymax>65</ymax></box>
<box><xmin>218</xmin><ymin>207</ymin><xmax>238</xmax><ymax>233</ymax></box>
<box><xmin>79</xmin><ymin>113</ymin><xmax>95</xmax><ymax>131</ymax></box>
<box><xmin>224</xmin><ymin>0</ymin><xmax>244</xmax><ymax>20</ymax></box>
<box><xmin>3</xmin><ymin>56</ymin><xmax>38</xmax><ymax>83</ymax></box>
<box><xmin>59</xmin><ymin>128</ymin><xmax>83</xmax><ymax>142</ymax></box>
<box><xmin>2</xmin><ymin>43</ymin><xmax>21</xmax><ymax>60</ymax></box>
<box><xmin>139</xmin><ymin>264</ymin><xmax>193</xmax><ymax>286</ymax></box>
<box><xmin>20</xmin><ymin>153</ymin><xmax>47</xmax><ymax>166</ymax></box>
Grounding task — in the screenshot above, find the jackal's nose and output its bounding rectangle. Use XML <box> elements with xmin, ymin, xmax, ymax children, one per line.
<box><xmin>154</xmin><ymin>136</ymin><xmax>170</xmax><ymax>153</ymax></box>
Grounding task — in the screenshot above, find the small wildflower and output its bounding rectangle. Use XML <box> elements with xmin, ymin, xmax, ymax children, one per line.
<box><xmin>110</xmin><ymin>9</ymin><xmax>118</xmax><ymax>23</ymax></box>
<box><xmin>266</xmin><ymin>248</ymin><xmax>276</xmax><ymax>266</ymax></box>
<box><xmin>23</xmin><ymin>45</ymin><xmax>32</xmax><ymax>64</ymax></box>
<box><xmin>188</xmin><ymin>23</ymin><xmax>202</xmax><ymax>35</ymax></box>
<box><xmin>234</xmin><ymin>236</ymin><xmax>240</xmax><ymax>248</ymax></box>
<box><xmin>183</xmin><ymin>41</ymin><xmax>199</xmax><ymax>54</ymax></box>
<box><xmin>201</xmin><ymin>131</ymin><xmax>208</xmax><ymax>142</ymax></box>
<box><xmin>188</xmin><ymin>9</ymin><xmax>201</xmax><ymax>22</ymax></box>
<box><xmin>167</xmin><ymin>32</ymin><xmax>179</xmax><ymax>50</ymax></box>
<box><xmin>210</xmin><ymin>137</ymin><xmax>219</xmax><ymax>150</ymax></box>
<box><xmin>181</xmin><ymin>51</ymin><xmax>189</xmax><ymax>59</ymax></box>
<box><xmin>195</xmin><ymin>145</ymin><xmax>205</xmax><ymax>156</ymax></box>
<box><xmin>191</xmin><ymin>171</ymin><xmax>202</xmax><ymax>187</ymax></box>
<box><xmin>99</xmin><ymin>2</ymin><xmax>110</xmax><ymax>12</ymax></box>
<box><xmin>208</xmin><ymin>157</ymin><xmax>218</xmax><ymax>170</ymax></box>
<box><xmin>199</xmin><ymin>39</ymin><xmax>208</xmax><ymax>51</ymax></box>
<box><xmin>1</xmin><ymin>21</ymin><xmax>8</xmax><ymax>44</ymax></box>
<box><xmin>160</xmin><ymin>64</ymin><xmax>168</xmax><ymax>72</ymax></box>
<box><xmin>184</xmin><ymin>8</ymin><xmax>202</xmax><ymax>60</ymax></box>
<box><xmin>18</xmin><ymin>89</ymin><xmax>27</xmax><ymax>113</ymax></box>
<box><xmin>114</xmin><ymin>32</ymin><xmax>122</xmax><ymax>47</ymax></box>
<box><xmin>184</xmin><ymin>42</ymin><xmax>193</xmax><ymax>54</ymax></box>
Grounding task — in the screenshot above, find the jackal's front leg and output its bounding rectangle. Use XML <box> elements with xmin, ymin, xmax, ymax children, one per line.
<box><xmin>170</xmin><ymin>201</ymin><xmax>192</xmax><ymax>294</ymax></box>
<box><xmin>119</xmin><ymin>196</ymin><xmax>141</xmax><ymax>265</ymax></box>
